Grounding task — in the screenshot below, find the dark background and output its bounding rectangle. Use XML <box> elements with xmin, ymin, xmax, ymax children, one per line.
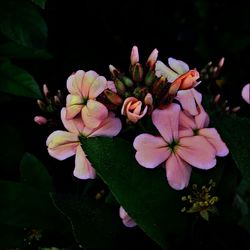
<box><xmin>1</xmin><ymin>0</ymin><xmax>250</xmax><ymax>249</ymax></box>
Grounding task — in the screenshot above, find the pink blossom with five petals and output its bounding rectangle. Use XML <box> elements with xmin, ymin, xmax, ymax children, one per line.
<box><xmin>46</xmin><ymin>108</ymin><xmax>121</xmax><ymax>180</ymax></box>
<box><xmin>66</xmin><ymin>70</ymin><xmax>110</xmax><ymax>129</ymax></box>
<box><xmin>133</xmin><ymin>103</ymin><xmax>217</xmax><ymax>190</ymax></box>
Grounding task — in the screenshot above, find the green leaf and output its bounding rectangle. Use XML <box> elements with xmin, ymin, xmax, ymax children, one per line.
<box><xmin>82</xmin><ymin>137</ymin><xmax>189</xmax><ymax>249</ymax></box>
<box><xmin>51</xmin><ymin>193</ymin><xmax>121</xmax><ymax>249</ymax></box>
<box><xmin>31</xmin><ymin>0</ymin><xmax>47</xmax><ymax>9</ymax></box>
<box><xmin>0</xmin><ymin>60</ymin><xmax>42</xmax><ymax>99</ymax></box>
<box><xmin>0</xmin><ymin>0</ymin><xmax>47</xmax><ymax>49</ymax></box>
<box><xmin>20</xmin><ymin>153</ymin><xmax>53</xmax><ymax>193</ymax></box>
<box><xmin>0</xmin><ymin>181</ymin><xmax>70</xmax><ymax>231</ymax></box>
<box><xmin>0</xmin><ymin>224</ymin><xmax>25</xmax><ymax>249</ymax></box>
<box><xmin>0</xmin><ymin>41</ymin><xmax>52</xmax><ymax>59</ymax></box>
<box><xmin>0</xmin><ymin>121</ymin><xmax>25</xmax><ymax>177</ymax></box>
<box><xmin>212</xmin><ymin>115</ymin><xmax>250</xmax><ymax>188</ymax></box>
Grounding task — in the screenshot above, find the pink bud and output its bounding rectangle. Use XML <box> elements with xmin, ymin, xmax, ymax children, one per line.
<box><xmin>43</xmin><ymin>84</ymin><xmax>49</xmax><ymax>97</ymax></box>
<box><xmin>147</xmin><ymin>48</ymin><xmax>158</xmax><ymax>69</ymax></box>
<box><xmin>109</xmin><ymin>64</ymin><xmax>120</xmax><ymax>78</ymax></box>
<box><xmin>130</xmin><ymin>46</ymin><xmax>139</xmax><ymax>66</ymax></box>
<box><xmin>34</xmin><ymin>116</ymin><xmax>47</xmax><ymax>125</ymax></box>
<box><xmin>231</xmin><ymin>106</ymin><xmax>240</xmax><ymax>112</ymax></box>
<box><xmin>218</xmin><ymin>57</ymin><xmax>225</xmax><ymax>68</ymax></box>
<box><xmin>213</xmin><ymin>94</ymin><xmax>221</xmax><ymax>104</ymax></box>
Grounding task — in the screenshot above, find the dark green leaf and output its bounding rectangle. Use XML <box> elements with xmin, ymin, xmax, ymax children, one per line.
<box><xmin>0</xmin><ymin>0</ymin><xmax>47</xmax><ymax>49</ymax></box>
<box><xmin>0</xmin><ymin>41</ymin><xmax>52</xmax><ymax>59</ymax></box>
<box><xmin>0</xmin><ymin>60</ymin><xmax>42</xmax><ymax>99</ymax></box>
<box><xmin>51</xmin><ymin>193</ymin><xmax>121</xmax><ymax>249</ymax></box>
<box><xmin>0</xmin><ymin>224</ymin><xmax>25</xmax><ymax>249</ymax></box>
<box><xmin>20</xmin><ymin>152</ymin><xmax>53</xmax><ymax>193</ymax></box>
<box><xmin>0</xmin><ymin>121</ymin><xmax>25</xmax><ymax>177</ymax></box>
<box><xmin>82</xmin><ymin>137</ymin><xmax>189</xmax><ymax>249</ymax></box>
<box><xmin>31</xmin><ymin>0</ymin><xmax>47</xmax><ymax>9</ymax></box>
<box><xmin>212</xmin><ymin>115</ymin><xmax>250</xmax><ymax>189</ymax></box>
<box><xmin>0</xmin><ymin>181</ymin><xmax>70</xmax><ymax>231</ymax></box>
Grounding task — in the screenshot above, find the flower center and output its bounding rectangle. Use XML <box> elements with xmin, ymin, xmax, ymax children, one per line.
<box><xmin>193</xmin><ymin>128</ymin><xmax>199</xmax><ymax>135</ymax></box>
<box><xmin>82</xmin><ymin>97</ymin><xmax>88</xmax><ymax>105</ymax></box>
<box><xmin>168</xmin><ymin>139</ymin><xmax>179</xmax><ymax>152</ymax></box>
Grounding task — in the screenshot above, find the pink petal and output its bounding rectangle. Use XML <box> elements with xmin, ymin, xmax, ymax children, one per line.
<box><xmin>81</xmin><ymin>70</ymin><xmax>99</xmax><ymax>97</ymax></box>
<box><xmin>66</xmin><ymin>70</ymin><xmax>85</xmax><ymax>95</ymax></box>
<box><xmin>179</xmin><ymin>110</ymin><xmax>196</xmax><ymax>130</ymax></box>
<box><xmin>73</xmin><ymin>145</ymin><xmax>96</xmax><ymax>179</ymax></box>
<box><xmin>168</xmin><ymin>57</ymin><xmax>189</xmax><ymax>75</ymax></box>
<box><xmin>195</xmin><ymin>105</ymin><xmax>210</xmax><ymax>129</ymax></box>
<box><xmin>175</xmin><ymin>89</ymin><xmax>202</xmax><ymax>116</ymax></box>
<box><xmin>82</xmin><ymin>100</ymin><xmax>108</xmax><ymax>129</ymax></box>
<box><xmin>178</xmin><ymin>136</ymin><xmax>217</xmax><ymax>170</ymax></box>
<box><xmin>61</xmin><ymin>108</ymin><xmax>85</xmax><ymax>133</ymax></box>
<box><xmin>165</xmin><ymin>154</ymin><xmax>192</xmax><ymax>190</ymax></box>
<box><xmin>119</xmin><ymin>206</ymin><xmax>137</xmax><ymax>228</ymax></box>
<box><xmin>152</xmin><ymin>103</ymin><xmax>180</xmax><ymax>142</ymax></box>
<box><xmin>66</xmin><ymin>94</ymin><xmax>83</xmax><ymax>119</ymax></box>
<box><xmin>199</xmin><ymin>128</ymin><xmax>229</xmax><ymax>157</ymax></box>
<box><xmin>134</xmin><ymin>134</ymin><xmax>170</xmax><ymax>168</ymax></box>
<box><xmin>88</xmin><ymin>114</ymin><xmax>122</xmax><ymax>137</ymax></box>
<box><xmin>241</xmin><ymin>83</ymin><xmax>250</xmax><ymax>104</ymax></box>
<box><xmin>107</xmin><ymin>80</ymin><xmax>117</xmax><ymax>93</ymax></box>
<box><xmin>155</xmin><ymin>61</ymin><xmax>178</xmax><ymax>82</ymax></box>
<box><xmin>89</xmin><ymin>76</ymin><xmax>107</xmax><ymax>99</ymax></box>
<box><xmin>179</xmin><ymin>129</ymin><xmax>193</xmax><ymax>137</ymax></box>
<box><xmin>46</xmin><ymin>131</ymin><xmax>79</xmax><ymax>160</ymax></box>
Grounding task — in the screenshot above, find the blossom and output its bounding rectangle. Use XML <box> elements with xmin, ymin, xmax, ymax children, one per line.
<box><xmin>179</xmin><ymin>106</ymin><xmax>229</xmax><ymax>157</ymax></box>
<box><xmin>66</xmin><ymin>70</ymin><xmax>110</xmax><ymax>128</ymax></box>
<box><xmin>133</xmin><ymin>103</ymin><xmax>217</xmax><ymax>190</ymax></box>
<box><xmin>155</xmin><ymin>57</ymin><xmax>201</xmax><ymax>115</ymax></box>
<box><xmin>46</xmin><ymin>108</ymin><xmax>121</xmax><ymax>179</ymax></box>
<box><xmin>241</xmin><ymin>83</ymin><xmax>250</xmax><ymax>104</ymax></box>
<box><xmin>119</xmin><ymin>206</ymin><xmax>137</xmax><ymax>228</ymax></box>
<box><xmin>34</xmin><ymin>116</ymin><xmax>47</xmax><ymax>125</ymax></box>
<box><xmin>121</xmin><ymin>96</ymin><xmax>148</xmax><ymax>123</ymax></box>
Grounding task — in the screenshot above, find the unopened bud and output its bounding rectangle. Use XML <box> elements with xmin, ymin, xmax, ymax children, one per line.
<box><xmin>34</xmin><ymin>116</ymin><xmax>47</xmax><ymax>125</ymax></box>
<box><xmin>231</xmin><ymin>106</ymin><xmax>240</xmax><ymax>112</ymax></box>
<box><xmin>218</xmin><ymin>57</ymin><xmax>225</xmax><ymax>68</ymax></box>
<box><xmin>43</xmin><ymin>84</ymin><xmax>49</xmax><ymax>97</ymax></box>
<box><xmin>213</xmin><ymin>94</ymin><xmax>221</xmax><ymax>104</ymax></box>
<box><xmin>131</xmin><ymin>63</ymin><xmax>144</xmax><ymax>83</ymax></box>
<box><xmin>145</xmin><ymin>70</ymin><xmax>157</xmax><ymax>87</ymax></box>
<box><xmin>119</xmin><ymin>76</ymin><xmax>134</xmax><ymax>88</ymax></box>
<box><xmin>147</xmin><ymin>48</ymin><xmax>158</xmax><ymax>70</ymax></box>
<box><xmin>152</xmin><ymin>76</ymin><xmax>167</xmax><ymax>95</ymax></box>
<box><xmin>130</xmin><ymin>46</ymin><xmax>139</xmax><ymax>66</ymax></box>
<box><xmin>104</xmin><ymin>89</ymin><xmax>123</xmax><ymax>106</ymax></box>
<box><xmin>109</xmin><ymin>64</ymin><xmax>120</xmax><ymax>78</ymax></box>
<box><xmin>54</xmin><ymin>96</ymin><xmax>61</xmax><ymax>107</ymax></box>
<box><xmin>37</xmin><ymin>99</ymin><xmax>46</xmax><ymax>111</ymax></box>
<box><xmin>114</xmin><ymin>79</ymin><xmax>126</xmax><ymax>95</ymax></box>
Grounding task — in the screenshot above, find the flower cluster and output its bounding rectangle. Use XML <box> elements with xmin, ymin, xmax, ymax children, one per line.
<box><xmin>46</xmin><ymin>46</ymin><xmax>229</xmax><ymax>227</ymax></box>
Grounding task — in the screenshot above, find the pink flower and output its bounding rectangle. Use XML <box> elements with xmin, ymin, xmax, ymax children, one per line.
<box><xmin>119</xmin><ymin>206</ymin><xmax>137</xmax><ymax>228</ymax></box>
<box><xmin>121</xmin><ymin>96</ymin><xmax>148</xmax><ymax>123</ymax></box>
<box><xmin>241</xmin><ymin>83</ymin><xmax>250</xmax><ymax>104</ymax></box>
<box><xmin>155</xmin><ymin>57</ymin><xmax>202</xmax><ymax>115</ymax></box>
<box><xmin>179</xmin><ymin>106</ymin><xmax>229</xmax><ymax>157</ymax></box>
<box><xmin>133</xmin><ymin>103</ymin><xmax>217</xmax><ymax>190</ymax></box>
<box><xmin>66</xmin><ymin>70</ymin><xmax>110</xmax><ymax>129</ymax></box>
<box><xmin>46</xmin><ymin>108</ymin><xmax>121</xmax><ymax>180</ymax></box>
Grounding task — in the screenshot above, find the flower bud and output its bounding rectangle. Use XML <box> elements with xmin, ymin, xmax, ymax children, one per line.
<box><xmin>147</xmin><ymin>48</ymin><xmax>158</xmax><ymax>70</ymax></box>
<box><xmin>145</xmin><ymin>70</ymin><xmax>157</xmax><ymax>87</ymax></box>
<box><xmin>109</xmin><ymin>64</ymin><xmax>120</xmax><ymax>78</ymax></box>
<box><xmin>43</xmin><ymin>84</ymin><xmax>49</xmax><ymax>97</ymax></box>
<box><xmin>130</xmin><ymin>46</ymin><xmax>139</xmax><ymax>66</ymax></box>
<box><xmin>114</xmin><ymin>79</ymin><xmax>126</xmax><ymax>95</ymax></box>
<box><xmin>104</xmin><ymin>89</ymin><xmax>123</xmax><ymax>106</ymax></box>
<box><xmin>34</xmin><ymin>116</ymin><xmax>47</xmax><ymax>125</ymax></box>
<box><xmin>131</xmin><ymin>63</ymin><xmax>144</xmax><ymax>83</ymax></box>
<box><xmin>119</xmin><ymin>75</ymin><xmax>134</xmax><ymax>88</ymax></box>
<box><xmin>151</xmin><ymin>76</ymin><xmax>168</xmax><ymax>95</ymax></box>
<box><xmin>133</xmin><ymin>86</ymin><xmax>147</xmax><ymax>99</ymax></box>
<box><xmin>37</xmin><ymin>99</ymin><xmax>46</xmax><ymax>111</ymax></box>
